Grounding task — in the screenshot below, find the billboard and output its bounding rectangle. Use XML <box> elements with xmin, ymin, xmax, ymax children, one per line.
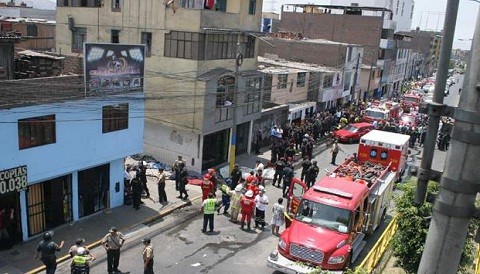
<box><xmin>84</xmin><ymin>43</ymin><xmax>145</xmax><ymax>94</ymax></box>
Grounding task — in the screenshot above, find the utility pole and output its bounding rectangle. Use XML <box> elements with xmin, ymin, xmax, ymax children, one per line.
<box><xmin>229</xmin><ymin>34</ymin><xmax>243</xmax><ymax>173</ymax></box>
<box><xmin>351</xmin><ymin>51</ymin><xmax>361</xmax><ymax>103</ymax></box>
<box><xmin>417</xmin><ymin>1</ymin><xmax>480</xmax><ymax>273</ymax></box>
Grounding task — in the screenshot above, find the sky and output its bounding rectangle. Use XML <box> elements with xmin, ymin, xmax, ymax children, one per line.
<box><xmin>263</xmin><ymin>0</ymin><xmax>479</xmax><ymax>50</ymax></box>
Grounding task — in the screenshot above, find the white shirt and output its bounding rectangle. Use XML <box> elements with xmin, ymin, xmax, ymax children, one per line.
<box><xmin>255</xmin><ymin>194</ymin><xmax>269</xmax><ymax>211</ymax></box>
<box><xmin>255</xmin><ymin>163</ymin><xmax>264</xmax><ymax>173</ymax></box>
<box><xmin>124</xmin><ymin>170</ymin><xmax>132</xmax><ymax>181</ymax></box>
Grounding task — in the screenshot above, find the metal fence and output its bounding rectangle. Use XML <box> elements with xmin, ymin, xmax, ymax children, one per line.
<box><xmin>356</xmin><ymin>216</ymin><xmax>399</xmax><ymax>273</ymax></box>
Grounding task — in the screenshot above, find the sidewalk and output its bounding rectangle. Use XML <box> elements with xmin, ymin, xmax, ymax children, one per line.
<box><xmin>0</xmin><ymin>168</ymin><xmax>202</xmax><ymax>274</ymax></box>
<box><xmin>1</xmin><ymin>140</ymin><xmax>328</xmax><ymax>274</ymax></box>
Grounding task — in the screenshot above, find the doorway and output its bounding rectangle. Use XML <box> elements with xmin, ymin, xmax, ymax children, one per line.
<box><xmin>78</xmin><ymin>164</ymin><xmax>110</xmax><ymax>218</ymax></box>
<box><xmin>236</xmin><ymin>122</ymin><xmax>250</xmax><ymax>155</ymax></box>
<box><xmin>202</xmin><ymin>129</ymin><xmax>229</xmax><ymax>170</ymax></box>
<box><xmin>0</xmin><ymin>192</ymin><xmax>22</xmax><ymax>249</ymax></box>
<box><xmin>26</xmin><ymin>175</ymin><xmax>72</xmax><ymax>237</ymax></box>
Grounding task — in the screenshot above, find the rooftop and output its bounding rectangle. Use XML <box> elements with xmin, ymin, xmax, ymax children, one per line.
<box><xmin>258</xmin><ymin>56</ymin><xmax>339</xmax><ymax>74</ymax></box>
<box><xmin>282</xmin><ymin>4</ymin><xmax>392</xmax><ymax>12</ymax></box>
<box><xmin>263</xmin><ymin>36</ymin><xmax>359</xmax><ymax>47</ymax></box>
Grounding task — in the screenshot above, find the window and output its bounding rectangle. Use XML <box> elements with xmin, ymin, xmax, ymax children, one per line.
<box><xmin>18</xmin><ymin>114</ymin><xmax>56</xmax><ymax>149</ymax></box>
<box><xmin>180</xmin><ymin>0</ymin><xmax>195</xmax><ymax>8</ymax></box>
<box><xmin>164</xmin><ymin>31</ymin><xmax>204</xmax><ymax>60</ymax></box>
<box><xmin>395</xmin><ymin>0</ymin><xmax>399</xmax><ymax>15</ymax></box>
<box><xmin>141</xmin><ymin>32</ymin><xmax>152</xmax><ymax>57</ymax></box>
<box><xmin>112</xmin><ymin>0</ymin><xmax>121</xmax><ymax>11</ymax></box>
<box><xmin>216</xmin><ymin>0</ymin><xmax>227</xmax><ymax>12</ymax></box>
<box><xmin>263</xmin><ymin>74</ymin><xmax>272</xmax><ymax>102</ymax></box>
<box><xmin>243</xmin><ymin>35</ymin><xmax>255</xmax><ymax>58</ymax></box>
<box><xmin>297</xmin><ymin>72</ymin><xmax>306</xmax><ymax>87</ymax></box>
<box><xmin>216</xmin><ymin>76</ymin><xmax>235</xmax><ymax>107</ymax></box>
<box><xmin>26</xmin><ymin>24</ymin><xmax>38</xmax><ymax>36</ymax></box>
<box><xmin>206</xmin><ymin>34</ymin><xmax>237</xmax><ymax>60</ymax></box>
<box><xmin>401</xmin><ymin>2</ymin><xmax>405</xmax><ymax>17</ymax></box>
<box><xmin>111</xmin><ymin>30</ymin><xmax>120</xmax><ymax>44</ymax></box>
<box><xmin>245</xmin><ymin>77</ymin><xmax>262</xmax><ymax>102</ymax></box>
<box><xmin>343</xmin><ymin>72</ymin><xmax>352</xmax><ymax>91</ymax></box>
<box><xmin>164</xmin><ymin>32</ymin><xmax>254</xmax><ymax>60</ymax></box>
<box><xmin>323</xmin><ymin>74</ymin><xmax>334</xmax><ymax>88</ymax></box>
<box><xmin>248</xmin><ymin>0</ymin><xmax>256</xmax><ymax>14</ymax></box>
<box><xmin>102</xmin><ymin>103</ymin><xmax>129</xmax><ymax>133</ymax></box>
<box><xmin>347</xmin><ymin>47</ymin><xmax>352</xmax><ymax>62</ymax></box>
<box><xmin>277</xmin><ymin>74</ymin><xmax>288</xmax><ymax>89</ymax></box>
<box><xmin>71</xmin><ymin>27</ymin><xmax>86</xmax><ymax>52</ymax></box>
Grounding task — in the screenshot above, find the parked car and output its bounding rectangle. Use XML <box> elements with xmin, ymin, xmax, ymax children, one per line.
<box><xmin>332</xmin><ymin>122</ymin><xmax>375</xmax><ymax>143</ymax></box>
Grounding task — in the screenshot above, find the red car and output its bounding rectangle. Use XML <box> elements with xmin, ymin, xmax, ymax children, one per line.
<box><xmin>333</xmin><ymin>122</ymin><xmax>374</xmax><ymax>143</ymax></box>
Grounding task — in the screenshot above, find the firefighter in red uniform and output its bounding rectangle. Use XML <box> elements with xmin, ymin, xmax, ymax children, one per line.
<box><xmin>240</xmin><ymin>190</ymin><xmax>255</xmax><ymax>230</ymax></box>
<box><xmin>207</xmin><ymin>168</ymin><xmax>218</xmax><ymax>190</ymax></box>
<box><xmin>245</xmin><ymin>171</ymin><xmax>257</xmax><ymax>185</ymax></box>
<box><xmin>201</xmin><ymin>174</ymin><xmax>214</xmax><ymax>201</ymax></box>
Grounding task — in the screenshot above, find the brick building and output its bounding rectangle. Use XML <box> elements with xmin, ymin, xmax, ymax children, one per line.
<box><xmin>279</xmin><ymin>4</ymin><xmax>396</xmax><ymax>99</ymax></box>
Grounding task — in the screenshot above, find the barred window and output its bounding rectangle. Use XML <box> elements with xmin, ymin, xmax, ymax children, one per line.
<box><xmin>71</xmin><ymin>27</ymin><xmax>86</xmax><ymax>52</ymax></box>
<box><xmin>277</xmin><ymin>74</ymin><xmax>288</xmax><ymax>89</ymax></box>
<box><xmin>216</xmin><ymin>76</ymin><xmax>235</xmax><ymax>107</ymax></box>
<box><xmin>323</xmin><ymin>74</ymin><xmax>334</xmax><ymax>88</ymax></box>
<box><xmin>297</xmin><ymin>72</ymin><xmax>306</xmax><ymax>87</ymax></box>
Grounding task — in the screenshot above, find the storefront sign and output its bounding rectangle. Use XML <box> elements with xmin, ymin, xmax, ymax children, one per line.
<box><xmin>0</xmin><ymin>166</ymin><xmax>28</xmax><ymax>196</ymax></box>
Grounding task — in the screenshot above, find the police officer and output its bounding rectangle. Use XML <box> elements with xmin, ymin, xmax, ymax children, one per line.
<box><xmin>201</xmin><ymin>193</ymin><xmax>217</xmax><ymax>233</ymax></box>
<box><xmin>131</xmin><ymin>172</ymin><xmax>143</xmax><ymax>210</ymax></box>
<box><xmin>300</xmin><ymin>157</ymin><xmax>311</xmax><ymax>182</ymax></box>
<box><xmin>142</xmin><ymin>238</ymin><xmax>154</xmax><ymax>274</ymax></box>
<box><xmin>272</xmin><ymin>157</ymin><xmax>285</xmax><ymax>187</ymax></box>
<box><xmin>305</xmin><ymin>160</ymin><xmax>320</xmax><ymax>189</ymax></box>
<box><xmin>34</xmin><ymin>231</ymin><xmax>64</xmax><ymax>274</ymax></box>
<box><xmin>137</xmin><ymin>162</ymin><xmax>150</xmax><ymax>198</ymax></box>
<box><xmin>282</xmin><ymin>163</ymin><xmax>294</xmax><ymax>198</ymax></box>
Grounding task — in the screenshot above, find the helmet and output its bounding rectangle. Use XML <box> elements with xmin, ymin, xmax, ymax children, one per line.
<box><xmin>312</xmin><ymin>160</ymin><xmax>317</xmax><ymax>165</ymax></box>
<box><xmin>43</xmin><ymin>231</ymin><xmax>53</xmax><ymax>240</ymax></box>
<box><xmin>76</xmin><ymin>247</ymin><xmax>86</xmax><ymax>256</ymax></box>
<box><xmin>259</xmin><ymin>185</ymin><xmax>265</xmax><ymax>193</ymax></box>
<box><xmin>235</xmin><ymin>184</ymin><xmax>243</xmax><ymax>192</ymax></box>
<box><xmin>245</xmin><ymin>190</ymin><xmax>254</xmax><ymax>198</ymax></box>
<box><xmin>203</xmin><ymin>174</ymin><xmax>212</xmax><ymax>180</ymax></box>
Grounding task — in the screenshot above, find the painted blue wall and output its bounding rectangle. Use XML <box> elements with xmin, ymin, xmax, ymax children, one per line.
<box><xmin>0</xmin><ymin>93</ymin><xmax>144</xmax><ymax>240</ymax></box>
<box><xmin>0</xmin><ymin>94</ymin><xmax>144</xmax><ymax>182</ymax></box>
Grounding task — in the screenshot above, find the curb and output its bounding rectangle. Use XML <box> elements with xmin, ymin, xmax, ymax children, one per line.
<box><xmin>26</xmin><ymin>195</ymin><xmax>202</xmax><ymax>274</ymax></box>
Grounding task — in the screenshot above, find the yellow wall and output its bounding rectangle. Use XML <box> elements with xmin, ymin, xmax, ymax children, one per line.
<box><xmin>55</xmin><ymin>0</ymin><xmax>261</xmax><ymax>132</ymax></box>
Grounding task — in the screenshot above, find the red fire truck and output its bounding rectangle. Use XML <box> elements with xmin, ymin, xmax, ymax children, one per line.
<box><xmin>363</xmin><ymin>100</ymin><xmax>403</xmax><ymax>123</ymax></box>
<box><xmin>267</xmin><ymin>130</ymin><xmax>410</xmax><ymax>273</ymax></box>
<box><xmin>401</xmin><ymin>93</ymin><xmax>422</xmax><ymax>113</ymax></box>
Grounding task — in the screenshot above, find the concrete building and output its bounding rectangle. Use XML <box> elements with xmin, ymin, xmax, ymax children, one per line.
<box><xmin>0</xmin><ymin>1</ymin><xmax>55</xmax><ymax>20</ymax></box>
<box><xmin>0</xmin><ymin>75</ymin><xmax>144</xmax><ymax>243</ymax></box>
<box><xmin>400</xmin><ymin>28</ymin><xmax>442</xmax><ymax>77</ymax></box>
<box><xmin>55</xmin><ymin>0</ymin><xmax>264</xmax><ymax>172</ymax></box>
<box><xmin>258</xmin><ymin>56</ymin><xmax>341</xmax><ymax>110</ymax></box>
<box><xmin>279</xmin><ymin>4</ymin><xmax>390</xmax><ymax>98</ymax></box>
<box><xmin>330</xmin><ymin>0</ymin><xmax>414</xmax><ymax>32</ymax></box>
<box><xmin>0</xmin><ymin>18</ymin><xmax>55</xmax><ymax>51</ymax></box>
<box><xmin>258</xmin><ymin>36</ymin><xmax>363</xmax><ymax>103</ymax></box>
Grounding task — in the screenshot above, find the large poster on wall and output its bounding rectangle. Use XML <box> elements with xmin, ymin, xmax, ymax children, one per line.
<box><xmin>84</xmin><ymin>43</ymin><xmax>145</xmax><ymax>95</ymax></box>
<box><xmin>0</xmin><ymin>166</ymin><xmax>27</xmax><ymax>197</ymax></box>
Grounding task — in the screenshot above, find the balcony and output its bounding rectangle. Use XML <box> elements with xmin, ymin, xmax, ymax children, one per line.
<box><xmin>165</xmin><ymin>6</ymin><xmax>260</xmax><ymax>32</ymax></box>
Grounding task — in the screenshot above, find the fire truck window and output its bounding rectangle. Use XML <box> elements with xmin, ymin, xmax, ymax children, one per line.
<box><xmin>380</xmin><ymin>150</ymin><xmax>388</xmax><ymax>160</ymax></box>
<box><xmin>369</xmin><ymin>149</ymin><xmax>378</xmax><ymax>158</ymax></box>
<box><xmin>353</xmin><ymin>206</ymin><xmax>361</xmax><ymax>230</ymax></box>
<box><xmin>292</xmin><ymin>183</ymin><xmax>304</xmax><ymax>198</ymax></box>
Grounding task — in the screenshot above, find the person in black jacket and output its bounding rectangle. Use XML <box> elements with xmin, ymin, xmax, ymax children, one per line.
<box><xmin>230</xmin><ymin>164</ymin><xmax>242</xmax><ymax>190</ymax></box>
<box><xmin>305</xmin><ymin>161</ymin><xmax>320</xmax><ymax>189</ymax></box>
<box><xmin>272</xmin><ymin>157</ymin><xmax>285</xmax><ymax>187</ymax></box>
<box><xmin>137</xmin><ymin>162</ymin><xmax>150</xmax><ymax>198</ymax></box>
<box><xmin>131</xmin><ymin>173</ymin><xmax>143</xmax><ymax>210</ymax></box>
<box><xmin>35</xmin><ymin>232</ymin><xmax>65</xmax><ymax>274</ymax></box>
<box><xmin>177</xmin><ymin>163</ymin><xmax>189</xmax><ymax>200</ymax></box>
<box><xmin>300</xmin><ymin>157</ymin><xmax>311</xmax><ymax>182</ymax></box>
<box><xmin>282</xmin><ymin>163</ymin><xmax>294</xmax><ymax>198</ymax></box>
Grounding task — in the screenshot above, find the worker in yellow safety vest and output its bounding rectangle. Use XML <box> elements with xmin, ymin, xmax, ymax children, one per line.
<box><xmin>70</xmin><ymin>247</ymin><xmax>94</xmax><ymax>274</ymax></box>
<box><xmin>201</xmin><ymin>192</ymin><xmax>217</xmax><ymax>233</ymax></box>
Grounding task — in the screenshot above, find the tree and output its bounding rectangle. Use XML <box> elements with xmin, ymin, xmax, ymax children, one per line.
<box><xmin>392</xmin><ymin>179</ymin><xmax>478</xmax><ymax>274</ymax></box>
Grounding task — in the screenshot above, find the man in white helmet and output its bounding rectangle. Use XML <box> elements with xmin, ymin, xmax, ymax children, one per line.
<box><xmin>70</xmin><ymin>247</ymin><xmax>94</xmax><ymax>274</ymax></box>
